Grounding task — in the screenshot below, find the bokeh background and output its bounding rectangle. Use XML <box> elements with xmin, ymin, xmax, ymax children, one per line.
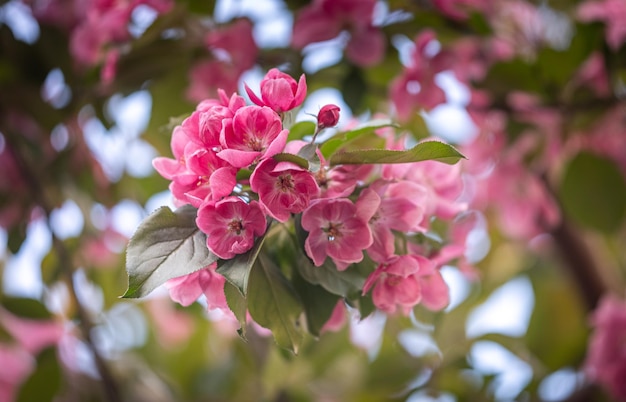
<box><xmin>1</xmin><ymin>0</ymin><xmax>625</xmax><ymax>401</ymax></box>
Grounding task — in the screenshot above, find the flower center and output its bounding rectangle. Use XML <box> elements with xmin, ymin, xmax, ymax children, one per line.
<box><xmin>324</xmin><ymin>222</ymin><xmax>342</xmax><ymax>242</ymax></box>
<box><xmin>228</xmin><ymin>219</ymin><xmax>244</xmax><ymax>235</ymax></box>
<box><xmin>276</xmin><ymin>174</ymin><xmax>294</xmax><ymax>192</ymax></box>
<box><xmin>245</xmin><ymin>134</ymin><xmax>264</xmax><ymax>151</ymax></box>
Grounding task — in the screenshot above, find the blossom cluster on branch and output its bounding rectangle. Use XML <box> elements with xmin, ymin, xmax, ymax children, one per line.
<box><xmin>125</xmin><ymin>68</ymin><xmax>469</xmax><ymax>349</ymax></box>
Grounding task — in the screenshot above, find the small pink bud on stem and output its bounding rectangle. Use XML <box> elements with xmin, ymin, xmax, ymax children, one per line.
<box><xmin>313</xmin><ymin>104</ymin><xmax>340</xmax><ymax>141</ymax></box>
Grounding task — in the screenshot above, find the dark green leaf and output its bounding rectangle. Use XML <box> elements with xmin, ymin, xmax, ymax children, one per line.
<box><xmin>123</xmin><ymin>205</ymin><xmax>218</xmax><ymax>298</ymax></box>
<box><xmin>224</xmin><ymin>281</ymin><xmax>248</xmax><ymax>339</ymax></box>
<box><xmin>247</xmin><ymin>254</ymin><xmax>304</xmax><ymax>353</ymax></box>
<box><xmin>559</xmin><ymin>152</ymin><xmax>626</xmax><ymax>233</ymax></box>
<box><xmin>292</xmin><ymin>269</ymin><xmax>340</xmax><ymax>337</ymax></box>
<box><xmin>217</xmin><ymin>228</ymin><xmax>269</xmax><ymax>295</ymax></box>
<box><xmin>341</xmin><ymin>67</ymin><xmax>367</xmax><ymax>113</ymax></box>
<box><xmin>1</xmin><ymin>297</ymin><xmax>52</xmax><ymax>320</ymax></box>
<box><xmin>17</xmin><ymin>347</ymin><xmax>61</xmax><ymax>402</ymax></box>
<box><xmin>329</xmin><ymin>140</ymin><xmax>465</xmax><ymax>166</ymax></box>
<box><xmin>297</xmin><ymin>254</ymin><xmax>365</xmax><ymax>298</ymax></box>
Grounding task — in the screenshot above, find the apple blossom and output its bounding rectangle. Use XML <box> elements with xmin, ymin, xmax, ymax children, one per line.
<box><xmin>301</xmin><ymin>198</ymin><xmax>373</xmax><ymax>269</ymax></box>
<box><xmin>250</xmin><ymin>158</ymin><xmax>319</xmax><ymax>222</ymax></box>
<box><xmin>196</xmin><ymin>197</ymin><xmax>267</xmax><ymax>260</ymax></box>
<box><xmin>244</xmin><ymin>68</ymin><xmax>307</xmax><ymax>113</ymax></box>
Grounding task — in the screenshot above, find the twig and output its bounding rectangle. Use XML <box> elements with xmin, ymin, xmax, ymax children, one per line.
<box><xmin>5</xmin><ymin>135</ymin><xmax>123</xmax><ymax>402</ymax></box>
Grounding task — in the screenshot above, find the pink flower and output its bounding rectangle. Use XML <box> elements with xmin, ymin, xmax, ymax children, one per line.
<box><xmin>357</xmin><ymin>183</ymin><xmax>426</xmax><ymax>263</ymax></box>
<box><xmin>245</xmin><ymin>69</ymin><xmax>307</xmax><ymax>113</ymax></box>
<box><xmin>362</xmin><ymin>255</ymin><xmax>425</xmax><ymax>315</ymax></box>
<box><xmin>166</xmin><ymin>263</ymin><xmax>228</xmax><ymax>311</ymax></box>
<box><xmin>196</xmin><ymin>197</ymin><xmax>267</xmax><ymax>260</ymax></box>
<box><xmin>292</xmin><ymin>0</ymin><xmax>385</xmax><ymax>67</ymax></box>
<box><xmin>301</xmin><ymin>198</ymin><xmax>373</xmax><ymax>269</ymax></box>
<box><xmin>186</xmin><ymin>19</ymin><xmax>258</xmax><ymax>102</ymax></box>
<box><xmin>321</xmin><ymin>301</ymin><xmax>347</xmax><ymax>333</ymax></box>
<box><xmin>218</xmin><ymin>105</ymin><xmax>288</xmax><ymax>168</ymax></box>
<box><xmin>250</xmin><ymin>158</ymin><xmax>319</xmax><ymax>222</ymax></box>
<box><xmin>390</xmin><ymin>30</ymin><xmax>449</xmax><ymax>121</ymax></box>
<box><xmin>584</xmin><ymin>294</ymin><xmax>626</xmax><ymax>401</ymax></box>
<box><xmin>363</xmin><ymin>254</ymin><xmax>449</xmax><ymax>314</ymax></box>
<box><xmin>317</xmin><ymin>104</ymin><xmax>340</xmax><ymax>130</ymax></box>
<box><xmin>578</xmin><ymin>0</ymin><xmax>626</xmax><ymax>50</ymax></box>
<box><xmin>0</xmin><ymin>345</ymin><xmax>33</xmax><ymax>402</ymax></box>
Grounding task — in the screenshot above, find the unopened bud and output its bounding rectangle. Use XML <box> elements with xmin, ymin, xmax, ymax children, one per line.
<box><xmin>317</xmin><ymin>104</ymin><xmax>340</xmax><ymax>130</ymax></box>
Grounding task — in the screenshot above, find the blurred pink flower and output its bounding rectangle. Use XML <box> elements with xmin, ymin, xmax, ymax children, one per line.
<box><xmin>0</xmin><ymin>345</ymin><xmax>33</xmax><ymax>402</ymax></box>
<box><xmin>578</xmin><ymin>0</ymin><xmax>626</xmax><ymax>50</ymax></box>
<box><xmin>196</xmin><ymin>197</ymin><xmax>267</xmax><ymax>260</ymax></box>
<box><xmin>292</xmin><ymin>0</ymin><xmax>385</xmax><ymax>67</ymax></box>
<box><xmin>187</xmin><ymin>19</ymin><xmax>258</xmax><ymax>102</ymax></box>
<box><xmin>390</xmin><ymin>30</ymin><xmax>449</xmax><ymax>121</ymax></box>
<box><xmin>166</xmin><ymin>263</ymin><xmax>228</xmax><ymax>311</ymax></box>
<box><xmin>321</xmin><ymin>301</ymin><xmax>347</xmax><ymax>333</ymax></box>
<box><xmin>363</xmin><ymin>254</ymin><xmax>449</xmax><ymax>314</ymax></box>
<box><xmin>584</xmin><ymin>294</ymin><xmax>626</xmax><ymax>401</ymax></box>
<box><xmin>245</xmin><ymin>69</ymin><xmax>307</xmax><ymax>113</ymax></box>
<box><xmin>357</xmin><ymin>183</ymin><xmax>425</xmax><ymax>263</ymax></box>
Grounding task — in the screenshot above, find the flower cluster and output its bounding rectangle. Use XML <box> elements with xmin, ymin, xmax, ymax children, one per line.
<box><xmin>153</xmin><ymin>68</ymin><xmax>468</xmax><ymax>329</ymax></box>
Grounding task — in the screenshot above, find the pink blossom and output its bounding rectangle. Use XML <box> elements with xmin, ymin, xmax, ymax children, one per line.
<box><xmin>292</xmin><ymin>0</ymin><xmax>385</xmax><ymax>67</ymax></box>
<box><xmin>317</xmin><ymin>104</ymin><xmax>340</xmax><ymax>130</ymax></box>
<box><xmin>250</xmin><ymin>158</ymin><xmax>319</xmax><ymax>222</ymax></box>
<box><xmin>196</xmin><ymin>197</ymin><xmax>267</xmax><ymax>260</ymax></box>
<box><xmin>390</xmin><ymin>30</ymin><xmax>449</xmax><ymax>121</ymax></box>
<box><xmin>584</xmin><ymin>294</ymin><xmax>626</xmax><ymax>400</ymax></box>
<box><xmin>186</xmin><ymin>19</ymin><xmax>258</xmax><ymax>102</ymax></box>
<box><xmin>186</xmin><ymin>60</ymin><xmax>242</xmax><ymax>103</ymax></box>
<box><xmin>432</xmin><ymin>0</ymin><xmax>492</xmax><ymax>20</ymax></box>
<box><xmin>152</xmin><ymin>125</ymin><xmax>190</xmax><ymax>181</ymax></box>
<box><xmin>245</xmin><ymin>69</ymin><xmax>307</xmax><ymax>113</ymax></box>
<box><xmin>145</xmin><ymin>297</ymin><xmax>195</xmax><ymax>347</ymax></box>
<box><xmin>218</xmin><ymin>106</ymin><xmax>288</xmax><ymax>168</ymax></box>
<box><xmin>0</xmin><ymin>309</ymin><xmax>64</xmax><ymax>355</ymax></box>
<box><xmin>574</xmin><ymin>52</ymin><xmax>611</xmax><ymax>97</ymax></box>
<box><xmin>357</xmin><ymin>183</ymin><xmax>426</xmax><ymax>262</ymax></box>
<box><xmin>578</xmin><ymin>0</ymin><xmax>626</xmax><ymax>50</ymax></box>
<box><xmin>183</xmin><ymin>148</ymin><xmax>238</xmax><ymax>206</ymax></box>
<box><xmin>321</xmin><ymin>301</ymin><xmax>347</xmax><ymax>333</ymax></box>
<box><xmin>301</xmin><ymin>198</ymin><xmax>373</xmax><ymax>269</ymax></box>
<box><xmin>362</xmin><ymin>255</ymin><xmax>422</xmax><ymax>315</ymax></box>
<box><xmin>0</xmin><ymin>345</ymin><xmax>33</xmax><ymax>402</ymax></box>
<box><xmin>166</xmin><ymin>263</ymin><xmax>228</xmax><ymax>311</ymax></box>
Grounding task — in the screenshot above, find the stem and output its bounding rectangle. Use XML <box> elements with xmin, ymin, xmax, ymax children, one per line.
<box><xmin>5</xmin><ymin>136</ymin><xmax>122</xmax><ymax>402</ymax></box>
<box><xmin>550</xmin><ymin>219</ymin><xmax>607</xmax><ymax>311</ymax></box>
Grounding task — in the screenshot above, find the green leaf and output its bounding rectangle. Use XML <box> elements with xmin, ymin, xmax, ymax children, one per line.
<box><xmin>559</xmin><ymin>152</ymin><xmax>626</xmax><ymax>233</ymax></box>
<box><xmin>272</xmin><ymin>152</ymin><xmax>310</xmax><ymax>170</ymax></box>
<box><xmin>17</xmin><ymin>347</ymin><xmax>61</xmax><ymax>402</ymax></box>
<box><xmin>224</xmin><ymin>281</ymin><xmax>248</xmax><ymax>339</ymax></box>
<box><xmin>329</xmin><ymin>140</ymin><xmax>465</xmax><ymax>166</ymax></box>
<box><xmin>292</xmin><ymin>269</ymin><xmax>341</xmax><ymax>337</ymax></box>
<box><xmin>247</xmin><ymin>254</ymin><xmax>304</xmax><ymax>353</ymax></box>
<box><xmin>320</xmin><ymin>118</ymin><xmax>397</xmax><ymax>158</ymax></box>
<box><xmin>287</xmin><ymin>120</ymin><xmax>316</xmax><ymax>141</ymax></box>
<box><xmin>1</xmin><ymin>297</ymin><xmax>52</xmax><ymax>320</ymax></box>
<box><xmin>217</xmin><ymin>228</ymin><xmax>269</xmax><ymax>295</ymax></box>
<box><xmin>297</xmin><ymin>254</ymin><xmax>365</xmax><ymax>298</ymax></box>
<box><xmin>123</xmin><ymin>205</ymin><xmax>218</xmax><ymax>298</ymax></box>
<box><xmin>296</xmin><ymin>142</ymin><xmax>321</xmax><ymax>172</ymax></box>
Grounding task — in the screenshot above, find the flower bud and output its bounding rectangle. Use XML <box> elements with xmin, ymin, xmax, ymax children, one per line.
<box><xmin>317</xmin><ymin>104</ymin><xmax>340</xmax><ymax>129</ymax></box>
